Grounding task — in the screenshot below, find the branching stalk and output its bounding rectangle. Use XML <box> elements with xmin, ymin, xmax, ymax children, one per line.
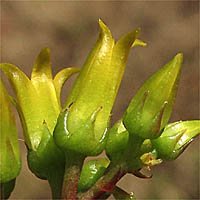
<box><xmin>62</xmin><ymin>151</ymin><xmax>85</xmax><ymax>200</ymax></box>
<box><xmin>78</xmin><ymin>162</ymin><xmax>126</xmax><ymax>200</ymax></box>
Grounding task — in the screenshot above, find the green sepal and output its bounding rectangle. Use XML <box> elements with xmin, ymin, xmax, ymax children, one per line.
<box><xmin>0</xmin><ymin>179</ymin><xmax>16</xmax><ymax>199</ymax></box>
<box><xmin>78</xmin><ymin>158</ymin><xmax>110</xmax><ymax>192</ymax></box>
<box><xmin>54</xmin><ymin>107</ymin><xmax>108</xmax><ymax>156</ymax></box>
<box><xmin>152</xmin><ymin>120</ymin><xmax>200</xmax><ymax>160</ymax></box>
<box><xmin>27</xmin><ymin>123</ymin><xmax>65</xmax><ymax>179</ymax></box>
<box><xmin>123</xmin><ymin>53</ymin><xmax>183</xmax><ymax>139</ymax></box>
<box><xmin>0</xmin><ymin>79</ymin><xmax>21</xmax><ymax>183</ymax></box>
<box><xmin>106</xmin><ymin>120</ymin><xmax>129</xmax><ymax>161</ymax></box>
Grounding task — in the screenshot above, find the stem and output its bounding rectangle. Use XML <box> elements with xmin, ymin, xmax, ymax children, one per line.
<box><xmin>62</xmin><ymin>151</ymin><xmax>85</xmax><ymax>200</ymax></box>
<box><xmin>47</xmin><ymin>165</ymin><xmax>64</xmax><ymax>199</ymax></box>
<box><xmin>78</xmin><ymin>162</ymin><xmax>126</xmax><ymax>200</ymax></box>
<box><xmin>125</xmin><ymin>134</ymin><xmax>145</xmax><ymax>172</ymax></box>
<box><xmin>0</xmin><ymin>179</ymin><xmax>16</xmax><ymax>200</ymax></box>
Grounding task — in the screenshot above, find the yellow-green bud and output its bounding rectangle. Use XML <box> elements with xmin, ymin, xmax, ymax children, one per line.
<box><xmin>0</xmin><ymin>48</ymin><xmax>79</xmax><ymax>150</ymax></box>
<box><xmin>54</xmin><ymin>19</ymin><xmax>141</xmax><ymax>156</ymax></box>
<box><xmin>0</xmin><ymin>79</ymin><xmax>21</xmax><ymax>183</ymax></box>
<box><xmin>123</xmin><ymin>53</ymin><xmax>183</xmax><ymax>139</ymax></box>
<box><xmin>0</xmin><ymin>79</ymin><xmax>21</xmax><ymax>198</ymax></box>
<box><xmin>152</xmin><ymin>120</ymin><xmax>200</xmax><ymax>160</ymax></box>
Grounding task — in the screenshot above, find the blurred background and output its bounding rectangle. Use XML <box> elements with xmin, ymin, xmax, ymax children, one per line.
<box><xmin>1</xmin><ymin>1</ymin><xmax>199</xmax><ymax>199</ymax></box>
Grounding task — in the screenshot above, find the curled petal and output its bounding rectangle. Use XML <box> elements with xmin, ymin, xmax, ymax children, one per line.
<box><xmin>53</xmin><ymin>67</ymin><xmax>81</xmax><ymax>105</ymax></box>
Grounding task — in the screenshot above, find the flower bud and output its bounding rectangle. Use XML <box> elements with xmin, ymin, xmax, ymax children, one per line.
<box><xmin>152</xmin><ymin>120</ymin><xmax>200</xmax><ymax>160</ymax></box>
<box><xmin>0</xmin><ymin>48</ymin><xmax>79</xmax><ymax>150</ymax></box>
<box><xmin>123</xmin><ymin>53</ymin><xmax>183</xmax><ymax>139</ymax></box>
<box><xmin>54</xmin><ymin>19</ymin><xmax>141</xmax><ymax>156</ymax></box>
<box><xmin>140</xmin><ymin>151</ymin><xmax>162</xmax><ymax>170</ymax></box>
<box><xmin>0</xmin><ymin>49</ymin><xmax>79</xmax><ymax>182</ymax></box>
<box><xmin>0</xmin><ymin>79</ymin><xmax>21</xmax><ymax>198</ymax></box>
<box><xmin>78</xmin><ymin>158</ymin><xmax>109</xmax><ymax>192</ymax></box>
<box><xmin>0</xmin><ymin>79</ymin><xmax>21</xmax><ymax>183</ymax></box>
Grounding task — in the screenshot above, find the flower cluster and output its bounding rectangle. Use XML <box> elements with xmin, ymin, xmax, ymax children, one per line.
<box><xmin>0</xmin><ymin>19</ymin><xmax>199</xmax><ymax>199</ymax></box>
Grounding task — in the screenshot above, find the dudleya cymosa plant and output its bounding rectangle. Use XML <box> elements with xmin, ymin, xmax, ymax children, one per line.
<box><xmin>0</xmin><ymin>19</ymin><xmax>199</xmax><ymax>200</ymax></box>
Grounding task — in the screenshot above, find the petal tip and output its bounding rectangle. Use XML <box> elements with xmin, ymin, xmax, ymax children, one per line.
<box><xmin>175</xmin><ymin>53</ymin><xmax>183</xmax><ymax>61</ymax></box>
<box><xmin>98</xmin><ymin>19</ymin><xmax>111</xmax><ymax>36</ymax></box>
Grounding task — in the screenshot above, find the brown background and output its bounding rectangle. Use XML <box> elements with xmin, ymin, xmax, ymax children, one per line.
<box><xmin>1</xmin><ymin>1</ymin><xmax>199</xmax><ymax>199</ymax></box>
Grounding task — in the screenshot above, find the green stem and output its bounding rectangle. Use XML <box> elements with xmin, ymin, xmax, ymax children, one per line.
<box><xmin>47</xmin><ymin>165</ymin><xmax>64</xmax><ymax>200</ymax></box>
<box><xmin>0</xmin><ymin>179</ymin><xmax>16</xmax><ymax>200</ymax></box>
<box><xmin>125</xmin><ymin>134</ymin><xmax>145</xmax><ymax>172</ymax></box>
<box><xmin>78</xmin><ymin>162</ymin><xmax>126</xmax><ymax>200</ymax></box>
<box><xmin>62</xmin><ymin>151</ymin><xmax>85</xmax><ymax>200</ymax></box>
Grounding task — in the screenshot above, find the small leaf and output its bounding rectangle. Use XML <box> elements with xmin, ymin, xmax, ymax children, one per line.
<box><xmin>78</xmin><ymin>158</ymin><xmax>109</xmax><ymax>192</ymax></box>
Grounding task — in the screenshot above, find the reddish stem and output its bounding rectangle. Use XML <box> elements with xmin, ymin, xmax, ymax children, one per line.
<box><xmin>78</xmin><ymin>163</ymin><xmax>126</xmax><ymax>200</ymax></box>
<box><xmin>62</xmin><ymin>152</ymin><xmax>85</xmax><ymax>200</ymax></box>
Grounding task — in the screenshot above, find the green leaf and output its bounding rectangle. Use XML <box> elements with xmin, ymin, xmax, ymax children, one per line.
<box><xmin>78</xmin><ymin>158</ymin><xmax>109</xmax><ymax>192</ymax></box>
